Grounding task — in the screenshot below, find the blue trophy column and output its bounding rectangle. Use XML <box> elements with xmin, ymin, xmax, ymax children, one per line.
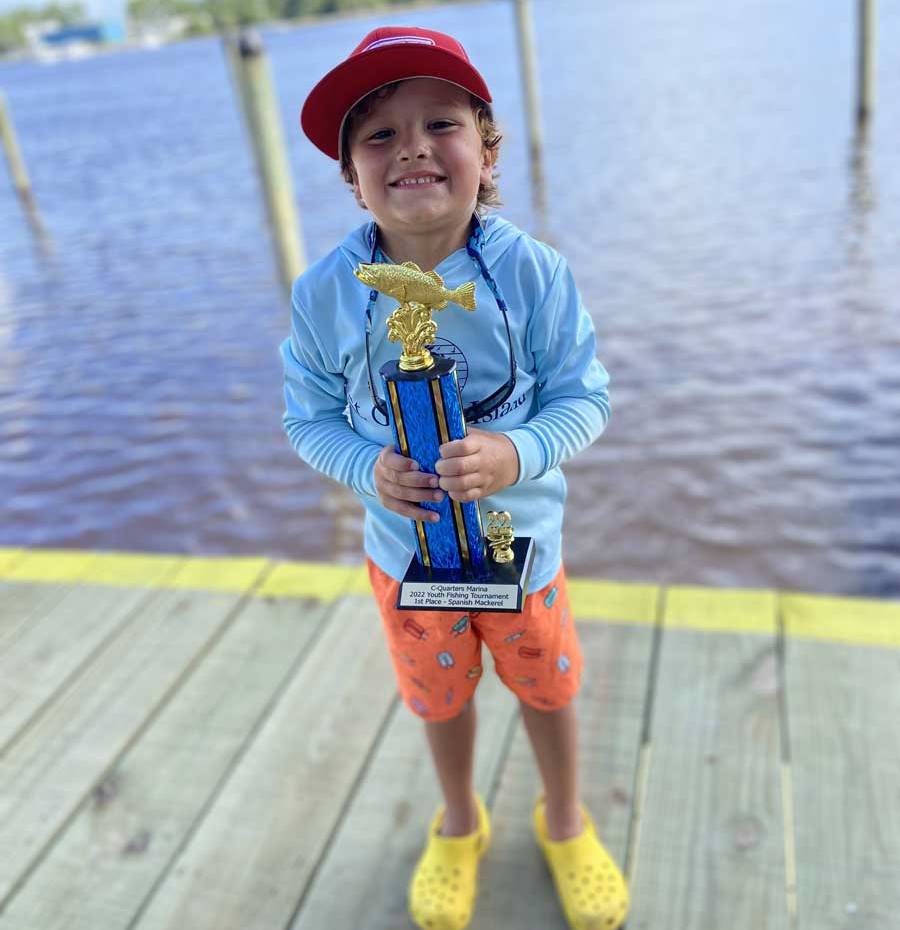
<box><xmin>382</xmin><ymin>357</ymin><xmax>487</xmax><ymax>575</ymax></box>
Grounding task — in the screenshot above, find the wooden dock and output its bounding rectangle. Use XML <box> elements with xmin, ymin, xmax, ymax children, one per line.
<box><xmin>0</xmin><ymin>547</ymin><xmax>898</xmax><ymax>930</ymax></box>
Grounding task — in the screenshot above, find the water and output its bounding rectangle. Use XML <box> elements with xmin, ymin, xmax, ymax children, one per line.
<box><xmin>2</xmin><ymin>0</ymin><xmax>899</xmax><ymax>597</ymax></box>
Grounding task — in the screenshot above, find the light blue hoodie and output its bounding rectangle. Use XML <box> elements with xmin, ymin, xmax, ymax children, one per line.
<box><xmin>280</xmin><ymin>215</ymin><xmax>610</xmax><ymax>591</ymax></box>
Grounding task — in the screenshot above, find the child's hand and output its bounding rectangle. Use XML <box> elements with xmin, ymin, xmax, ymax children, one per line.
<box><xmin>435</xmin><ymin>428</ymin><xmax>520</xmax><ymax>502</ymax></box>
<box><xmin>374</xmin><ymin>446</ymin><xmax>444</xmax><ymax>523</ymax></box>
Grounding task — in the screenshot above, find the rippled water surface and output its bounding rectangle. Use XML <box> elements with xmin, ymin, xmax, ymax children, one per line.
<box><xmin>2</xmin><ymin>0</ymin><xmax>899</xmax><ymax>596</ymax></box>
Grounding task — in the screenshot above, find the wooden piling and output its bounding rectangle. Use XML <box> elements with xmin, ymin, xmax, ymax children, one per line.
<box><xmin>856</xmin><ymin>0</ymin><xmax>875</xmax><ymax>125</ymax></box>
<box><xmin>227</xmin><ymin>30</ymin><xmax>306</xmax><ymax>296</ymax></box>
<box><xmin>0</xmin><ymin>91</ymin><xmax>34</xmax><ymax>210</ymax></box>
<box><xmin>512</xmin><ymin>0</ymin><xmax>547</xmax><ymax>217</ymax></box>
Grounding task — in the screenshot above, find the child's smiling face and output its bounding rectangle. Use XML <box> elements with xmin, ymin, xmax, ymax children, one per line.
<box><xmin>347</xmin><ymin>78</ymin><xmax>495</xmax><ymax>247</ymax></box>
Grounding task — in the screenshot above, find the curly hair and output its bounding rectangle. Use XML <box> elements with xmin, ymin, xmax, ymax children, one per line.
<box><xmin>338</xmin><ymin>82</ymin><xmax>502</xmax><ymax>214</ymax></box>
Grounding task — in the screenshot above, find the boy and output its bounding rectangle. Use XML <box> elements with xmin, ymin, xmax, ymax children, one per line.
<box><xmin>281</xmin><ymin>25</ymin><xmax>629</xmax><ymax>930</ymax></box>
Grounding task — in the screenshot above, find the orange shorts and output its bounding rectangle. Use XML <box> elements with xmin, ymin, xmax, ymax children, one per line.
<box><xmin>367</xmin><ymin>558</ymin><xmax>583</xmax><ymax>721</ymax></box>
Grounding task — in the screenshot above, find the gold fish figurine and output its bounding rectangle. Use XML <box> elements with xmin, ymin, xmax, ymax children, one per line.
<box><xmin>354</xmin><ymin>261</ymin><xmax>477</xmax><ymax>311</ymax></box>
<box><xmin>354</xmin><ymin>261</ymin><xmax>477</xmax><ymax>371</ymax></box>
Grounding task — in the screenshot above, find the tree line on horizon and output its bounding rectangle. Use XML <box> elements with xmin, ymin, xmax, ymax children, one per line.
<box><xmin>0</xmin><ymin>0</ymin><xmax>451</xmax><ymax>53</ymax></box>
<box><xmin>0</xmin><ymin>3</ymin><xmax>84</xmax><ymax>53</ymax></box>
<box><xmin>128</xmin><ymin>0</ymin><xmax>442</xmax><ymax>33</ymax></box>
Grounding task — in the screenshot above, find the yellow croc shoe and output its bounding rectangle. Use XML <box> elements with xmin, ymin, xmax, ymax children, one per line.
<box><xmin>408</xmin><ymin>794</ymin><xmax>491</xmax><ymax>930</ymax></box>
<box><xmin>534</xmin><ymin>797</ymin><xmax>629</xmax><ymax>930</ymax></box>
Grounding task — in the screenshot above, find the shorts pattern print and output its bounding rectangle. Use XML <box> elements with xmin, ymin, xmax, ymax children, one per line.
<box><xmin>367</xmin><ymin>558</ymin><xmax>583</xmax><ymax>721</ymax></box>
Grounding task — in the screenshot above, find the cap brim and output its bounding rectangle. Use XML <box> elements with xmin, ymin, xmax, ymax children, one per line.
<box><xmin>301</xmin><ymin>44</ymin><xmax>492</xmax><ymax>160</ymax></box>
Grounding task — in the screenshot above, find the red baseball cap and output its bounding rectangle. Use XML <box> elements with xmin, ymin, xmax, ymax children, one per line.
<box><xmin>300</xmin><ymin>25</ymin><xmax>492</xmax><ymax>160</ymax></box>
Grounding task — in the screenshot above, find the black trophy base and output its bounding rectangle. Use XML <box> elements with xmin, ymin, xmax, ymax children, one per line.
<box><xmin>396</xmin><ymin>537</ymin><xmax>536</xmax><ymax>613</ymax></box>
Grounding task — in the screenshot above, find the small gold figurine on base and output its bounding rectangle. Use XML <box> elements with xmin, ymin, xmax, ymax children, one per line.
<box><xmin>486</xmin><ymin>511</ymin><xmax>515</xmax><ymax>563</ymax></box>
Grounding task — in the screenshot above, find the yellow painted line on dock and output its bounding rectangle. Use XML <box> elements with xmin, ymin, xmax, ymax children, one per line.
<box><xmin>257</xmin><ymin>561</ymin><xmax>364</xmax><ymax>602</ymax></box>
<box><xmin>3</xmin><ymin>549</ymin><xmax>102</xmax><ymax>583</ymax></box>
<box><xmin>0</xmin><ymin>551</ymin><xmax>268</xmax><ymax>594</ymax></box>
<box><xmin>346</xmin><ymin>564</ymin><xmax>373</xmax><ymax>594</ymax></box>
<box><xmin>568</xmin><ymin>579</ymin><xmax>659</xmax><ymax>625</ymax></box>
<box><xmin>0</xmin><ymin>549</ymin><xmax>898</xmax><ymax>648</ymax></box>
<box><xmin>75</xmin><ymin>552</ymin><xmax>185</xmax><ymax>588</ymax></box>
<box><xmin>163</xmin><ymin>556</ymin><xmax>270</xmax><ymax>593</ymax></box>
<box><xmin>666</xmin><ymin>586</ymin><xmax>779</xmax><ymax>634</ymax></box>
<box><xmin>781</xmin><ymin>591</ymin><xmax>900</xmax><ymax>648</ymax></box>
<box><xmin>0</xmin><ymin>548</ymin><xmax>25</xmax><ymax>574</ymax></box>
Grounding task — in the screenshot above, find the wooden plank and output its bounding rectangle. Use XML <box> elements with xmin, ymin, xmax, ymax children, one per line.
<box><xmin>0</xmin><ymin>584</ymin><xmax>165</xmax><ymax>754</ymax></box>
<box><xmin>473</xmin><ymin>621</ymin><xmax>652</xmax><ymax>928</ymax></box>
<box><xmin>129</xmin><ymin>594</ymin><xmax>397</xmax><ymax>930</ymax></box>
<box><xmin>0</xmin><ymin>595</ymin><xmax>332</xmax><ymax>930</ymax></box>
<box><xmin>628</xmin><ymin>622</ymin><xmax>788</xmax><ymax>929</ymax></box>
<box><xmin>0</xmin><ymin>582</ymin><xmax>73</xmax><ymax>642</ymax></box>
<box><xmin>0</xmin><ymin>582</ymin><xmax>265</xmax><ymax>909</ymax></box>
<box><xmin>290</xmin><ymin>653</ymin><xmax>519</xmax><ymax>930</ymax></box>
<box><xmin>786</xmin><ymin>638</ymin><xmax>900</xmax><ymax>927</ymax></box>
<box><xmin>0</xmin><ymin>559</ymin><xmax>182</xmax><ymax>655</ymax></box>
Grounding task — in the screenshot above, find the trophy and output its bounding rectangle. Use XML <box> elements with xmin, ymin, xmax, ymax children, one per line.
<box><xmin>355</xmin><ymin>260</ymin><xmax>535</xmax><ymax>612</ymax></box>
